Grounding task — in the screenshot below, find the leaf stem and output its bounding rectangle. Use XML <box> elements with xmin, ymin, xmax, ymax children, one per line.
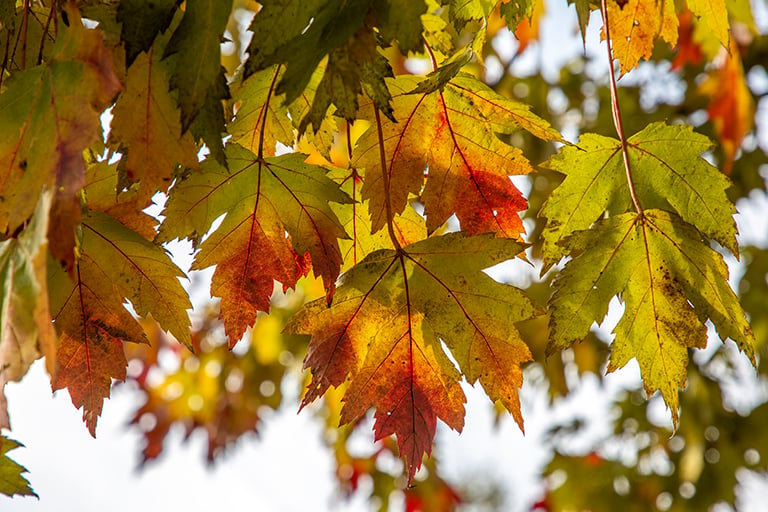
<box><xmin>600</xmin><ymin>0</ymin><xmax>643</xmax><ymax>215</ymax></box>
<box><xmin>346</xmin><ymin>122</ymin><xmax>359</xmax><ymax>264</ymax></box>
<box><xmin>37</xmin><ymin>3</ymin><xmax>56</xmax><ymax>65</ymax></box>
<box><xmin>424</xmin><ymin>41</ymin><xmax>438</xmax><ymax>71</ymax></box>
<box><xmin>21</xmin><ymin>0</ymin><xmax>29</xmax><ymax>71</ymax></box>
<box><xmin>374</xmin><ymin>108</ymin><xmax>402</xmax><ymax>252</ymax></box>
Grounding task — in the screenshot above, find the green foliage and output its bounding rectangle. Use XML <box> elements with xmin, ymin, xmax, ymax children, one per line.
<box><xmin>0</xmin><ymin>436</ymin><xmax>35</xmax><ymax>498</ymax></box>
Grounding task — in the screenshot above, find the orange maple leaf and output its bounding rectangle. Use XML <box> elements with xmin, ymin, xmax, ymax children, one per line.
<box><xmin>50</xmin><ymin>212</ymin><xmax>191</xmax><ymax>434</ymax></box>
<box><xmin>159</xmin><ymin>145</ymin><xmax>352</xmax><ymax>344</ymax></box>
<box><xmin>699</xmin><ymin>42</ymin><xmax>754</xmax><ymax>174</ymax></box>
<box><xmin>354</xmin><ymin>73</ymin><xmax>559</xmax><ymax>238</ymax></box>
<box><xmin>606</xmin><ymin>0</ymin><xmax>678</xmax><ymax>74</ymax></box>
<box><xmin>288</xmin><ymin>233</ymin><xmax>536</xmax><ymax>481</ymax></box>
<box><xmin>50</xmin><ymin>261</ymin><xmax>145</xmax><ymax>436</ymax></box>
<box><xmin>671</xmin><ymin>11</ymin><xmax>704</xmax><ymax>70</ymax></box>
<box><xmin>513</xmin><ymin>0</ymin><xmax>545</xmax><ymax>55</ymax></box>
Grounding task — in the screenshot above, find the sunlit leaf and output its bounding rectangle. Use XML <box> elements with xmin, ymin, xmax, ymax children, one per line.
<box><xmin>549</xmin><ymin>210</ymin><xmax>754</xmax><ymax>424</ymax></box>
<box><xmin>287</xmin><ymin>233</ymin><xmax>536</xmax><ymax>481</ymax></box>
<box><xmin>159</xmin><ymin>144</ymin><xmax>351</xmax><ymax>343</ymax></box>
<box><xmin>109</xmin><ymin>40</ymin><xmax>199</xmax><ymax>203</ymax></box>
<box><xmin>50</xmin><ymin>211</ymin><xmax>191</xmax><ymax>434</ymax></box>
<box><xmin>355</xmin><ymin>73</ymin><xmax>560</xmax><ymax>237</ymax></box>
<box><xmin>540</xmin><ymin>122</ymin><xmax>737</xmax><ymax>268</ymax></box>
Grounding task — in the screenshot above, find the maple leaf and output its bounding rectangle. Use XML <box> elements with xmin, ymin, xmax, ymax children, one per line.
<box><xmin>687</xmin><ymin>0</ymin><xmax>729</xmax><ymax>49</ymax></box>
<box><xmin>0</xmin><ymin>6</ymin><xmax>120</xmax><ymax>262</ymax></box>
<box><xmin>158</xmin><ymin>144</ymin><xmax>352</xmax><ymax>344</ymax></box>
<box><xmin>109</xmin><ymin>40</ymin><xmax>199</xmax><ymax>203</ymax></box>
<box><xmin>83</xmin><ymin>161</ymin><xmax>158</xmax><ymax>240</ymax></box>
<box><xmin>244</xmin><ymin>0</ymin><xmax>372</xmax><ymax>126</ymax></box>
<box><xmin>0</xmin><ymin>4</ymin><xmax>57</xmax><ymax>72</ymax></box>
<box><xmin>605</xmin><ymin>0</ymin><xmax>678</xmax><ymax>74</ymax></box>
<box><xmin>164</xmin><ymin>0</ymin><xmax>230</xmax><ymax>130</ymax></box>
<box><xmin>230</xmin><ymin>65</ymin><xmax>338</xmax><ymax>159</ymax></box>
<box><xmin>229</xmin><ymin>66</ymin><xmax>296</xmax><ymax>157</ymax></box>
<box><xmin>327</xmin><ymin>166</ymin><xmax>427</xmax><ymax>270</ymax></box>
<box><xmin>302</xmin><ymin>24</ymin><xmax>393</xmax><ymax>131</ymax></box>
<box><xmin>671</xmin><ymin>11</ymin><xmax>704</xmax><ymax>70</ymax></box>
<box><xmin>511</xmin><ymin>0</ymin><xmax>545</xmax><ymax>55</ymax></box>
<box><xmin>540</xmin><ymin>122</ymin><xmax>737</xmax><ymax>269</ymax></box>
<box><xmin>50</xmin><ymin>211</ymin><xmax>191</xmax><ymax>434</ymax></box>
<box><xmin>548</xmin><ymin>210</ymin><xmax>754</xmax><ymax>424</ymax></box>
<box><xmin>449</xmin><ymin>0</ymin><xmax>498</xmax><ymax>21</ymax></box>
<box><xmin>117</xmin><ymin>0</ymin><xmax>179</xmax><ymax>66</ymax></box>
<box><xmin>0</xmin><ymin>436</ymin><xmax>36</xmax><ymax>498</ymax></box>
<box><xmin>354</xmin><ymin>73</ymin><xmax>560</xmax><ymax>238</ymax></box>
<box><xmin>500</xmin><ymin>0</ymin><xmax>537</xmax><ymax>32</ymax></box>
<box><xmin>372</xmin><ymin>0</ymin><xmax>428</xmax><ymax>53</ymax></box>
<box><xmin>0</xmin><ymin>192</ymin><xmax>56</xmax><ymax>430</ymax></box>
<box><xmin>698</xmin><ymin>41</ymin><xmax>754</xmax><ymax>175</ymax></box>
<box><xmin>287</xmin><ymin>233</ymin><xmax>537</xmax><ymax>481</ymax></box>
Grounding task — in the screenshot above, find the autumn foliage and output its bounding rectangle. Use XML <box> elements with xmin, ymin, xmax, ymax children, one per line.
<box><xmin>0</xmin><ymin>0</ymin><xmax>766</xmax><ymax>508</ymax></box>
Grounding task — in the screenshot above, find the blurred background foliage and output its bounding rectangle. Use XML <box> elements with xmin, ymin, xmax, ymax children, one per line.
<box><xmin>114</xmin><ymin>0</ymin><xmax>768</xmax><ymax>510</ymax></box>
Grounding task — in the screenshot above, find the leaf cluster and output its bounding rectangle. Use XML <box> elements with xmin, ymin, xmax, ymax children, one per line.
<box><xmin>0</xmin><ymin>0</ymin><xmax>763</xmax><ymax>506</ymax></box>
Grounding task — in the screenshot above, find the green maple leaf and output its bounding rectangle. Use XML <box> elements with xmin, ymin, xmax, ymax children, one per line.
<box><xmin>0</xmin><ymin>436</ymin><xmax>36</xmax><ymax>498</ymax></box>
<box><xmin>540</xmin><ymin>122</ymin><xmax>737</xmax><ymax>269</ymax></box>
<box><xmin>230</xmin><ymin>64</ymin><xmax>338</xmax><ymax>159</ymax></box>
<box><xmin>230</xmin><ymin>66</ymin><xmax>296</xmax><ymax>157</ymax></box>
<box><xmin>164</xmin><ymin>0</ymin><xmax>232</xmax><ymax>136</ymax></box>
<box><xmin>243</xmin><ymin>0</ymin><xmax>400</xmax><ymax>130</ymax></box>
<box><xmin>372</xmin><ymin>0</ymin><xmax>428</xmax><ymax>53</ymax></box>
<box><xmin>449</xmin><ymin>0</ymin><xmax>498</xmax><ymax>21</ymax></box>
<box><xmin>548</xmin><ymin>210</ymin><xmax>754</xmax><ymax>424</ymax></box>
<box><xmin>499</xmin><ymin>0</ymin><xmax>537</xmax><ymax>31</ymax></box>
<box><xmin>287</xmin><ymin>233</ymin><xmax>537</xmax><ymax>481</ymax></box>
<box><xmin>117</xmin><ymin>0</ymin><xmax>179</xmax><ymax>66</ymax></box>
<box><xmin>0</xmin><ymin>4</ymin><xmax>56</xmax><ymax>71</ymax></box>
<box><xmin>301</xmin><ymin>24</ymin><xmax>393</xmax><ymax>131</ymax></box>
<box><xmin>50</xmin><ymin>211</ymin><xmax>191</xmax><ymax>435</ymax></box>
<box><xmin>244</xmin><ymin>0</ymin><xmax>369</xmax><ymax>97</ymax></box>
<box><xmin>158</xmin><ymin>144</ymin><xmax>352</xmax><ymax>343</ymax></box>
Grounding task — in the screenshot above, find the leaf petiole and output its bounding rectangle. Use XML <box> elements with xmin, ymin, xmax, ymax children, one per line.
<box><xmin>600</xmin><ymin>0</ymin><xmax>643</xmax><ymax>215</ymax></box>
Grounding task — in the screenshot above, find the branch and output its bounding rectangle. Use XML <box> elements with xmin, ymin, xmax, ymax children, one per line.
<box><xmin>600</xmin><ymin>0</ymin><xmax>643</xmax><ymax>215</ymax></box>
